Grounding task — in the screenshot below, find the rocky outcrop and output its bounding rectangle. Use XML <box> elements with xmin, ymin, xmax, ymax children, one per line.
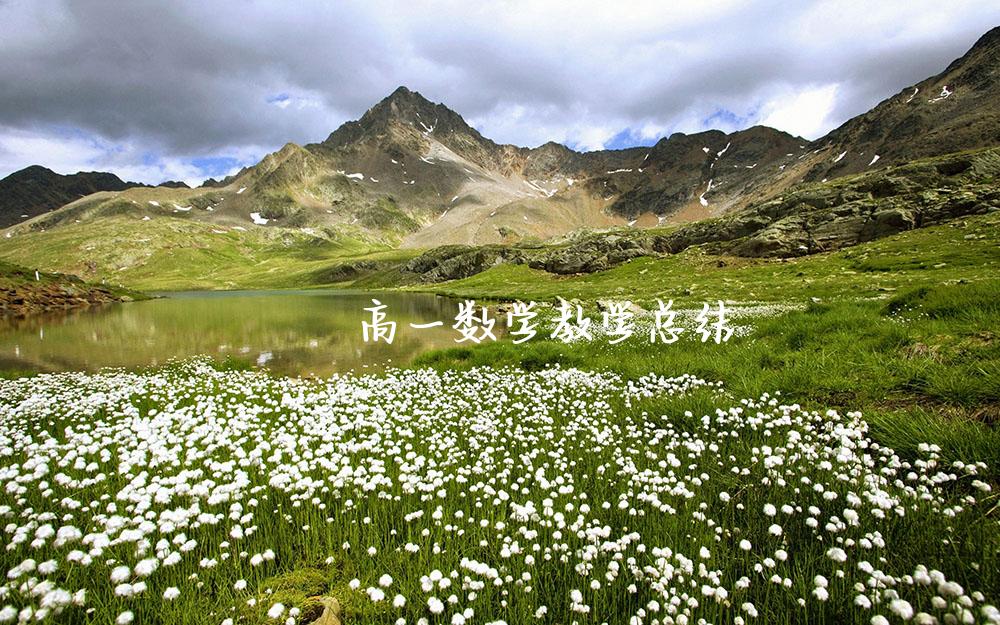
<box><xmin>0</xmin><ymin>282</ymin><xmax>134</xmax><ymax>318</ymax></box>
<box><xmin>0</xmin><ymin>262</ymin><xmax>140</xmax><ymax>318</ymax></box>
<box><xmin>308</xmin><ymin>259</ymin><xmax>399</xmax><ymax>283</ymax></box>
<box><xmin>397</xmin><ymin>147</ymin><xmax>1000</xmax><ymax>283</ymax></box>
<box><xmin>400</xmin><ymin>235</ymin><xmax>656</xmax><ymax>281</ymax></box>
<box><xmin>527</xmin><ymin>234</ymin><xmax>651</xmax><ymax>274</ymax></box>
<box><xmin>402</xmin><ymin>245</ymin><xmax>530</xmax><ymax>282</ymax></box>
<box><xmin>668</xmin><ymin>148</ymin><xmax>1000</xmax><ymax>257</ymax></box>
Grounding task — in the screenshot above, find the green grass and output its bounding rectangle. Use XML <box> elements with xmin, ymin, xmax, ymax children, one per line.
<box><xmin>0</xmin><ymin>259</ymin><xmax>131</xmax><ymax>295</ymax></box>
<box><xmin>414</xmin><ymin>280</ymin><xmax>1000</xmax><ymax>478</ymax></box>
<box><xmin>0</xmin><ymin>216</ymin><xmax>420</xmax><ymax>291</ymax></box>
<box><xmin>413</xmin><ymin>211</ymin><xmax>1000</xmax><ymax>307</ymax></box>
<box><xmin>1</xmin><ymin>357</ymin><xmax>997</xmax><ymax>625</ymax></box>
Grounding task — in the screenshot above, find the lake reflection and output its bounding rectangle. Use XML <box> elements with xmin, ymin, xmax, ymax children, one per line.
<box><xmin>0</xmin><ymin>291</ymin><xmax>468</xmax><ymax>376</ymax></box>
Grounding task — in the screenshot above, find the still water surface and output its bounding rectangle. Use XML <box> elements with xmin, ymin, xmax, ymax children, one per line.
<box><xmin>0</xmin><ymin>291</ymin><xmax>464</xmax><ymax>376</ymax></box>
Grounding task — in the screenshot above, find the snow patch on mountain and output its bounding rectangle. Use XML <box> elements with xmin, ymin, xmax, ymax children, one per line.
<box><xmin>699</xmin><ymin>179</ymin><xmax>714</xmax><ymax>207</ymax></box>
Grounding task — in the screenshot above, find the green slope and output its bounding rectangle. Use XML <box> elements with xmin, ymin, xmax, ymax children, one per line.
<box><xmin>0</xmin><ymin>216</ymin><xmax>416</xmax><ymax>291</ymax></box>
<box><xmin>413</xmin><ymin>210</ymin><xmax>1000</xmax><ymax>306</ymax></box>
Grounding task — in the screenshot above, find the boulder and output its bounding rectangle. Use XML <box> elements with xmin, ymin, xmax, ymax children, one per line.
<box><xmin>866</xmin><ymin>207</ymin><xmax>917</xmax><ymax>238</ymax></box>
<box><xmin>728</xmin><ymin>216</ymin><xmax>811</xmax><ymax>257</ymax></box>
<box><xmin>306</xmin><ymin>597</ymin><xmax>342</xmax><ymax>625</ymax></box>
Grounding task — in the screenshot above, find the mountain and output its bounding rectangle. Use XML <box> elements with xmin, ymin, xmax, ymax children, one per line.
<box><xmin>0</xmin><ymin>166</ymin><xmax>207</xmax><ymax>229</ymax></box>
<box><xmin>158</xmin><ymin>180</ymin><xmax>191</xmax><ymax>189</ymax></box>
<box><xmin>309</xmin><ymin>86</ymin><xmax>805</xmax><ymax>243</ymax></box>
<box><xmin>0</xmin><ymin>26</ymin><xmax>998</xmax><ymax>287</ymax></box>
<box><xmin>0</xmin><ymin>166</ymin><xmax>139</xmax><ymax>228</ymax></box>
<box><xmin>806</xmin><ymin>25</ymin><xmax>1000</xmax><ymax>181</ymax></box>
<box><xmin>3</xmin><ymin>86</ymin><xmax>805</xmax><ymax>248</ymax></box>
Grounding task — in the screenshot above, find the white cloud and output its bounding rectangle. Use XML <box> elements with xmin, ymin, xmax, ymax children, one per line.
<box><xmin>757</xmin><ymin>84</ymin><xmax>840</xmax><ymax>139</ymax></box>
<box><xmin>0</xmin><ymin>129</ymin><xmax>109</xmax><ymax>176</ymax></box>
<box><xmin>470</xmin><ymin>103</ymin><xmax>625</xmax><ymax>151</ymax></box>
<box><xmin>0</xmin><ymin>126</ymin><xmax>264</xmax><ymax>187</ymax></box>
<box><xmin>571</xmin><ymin>126</ymin><xmax>619</xmax><ymax>152</ymax></box>
<box><xmin>0</xmin><ymin>1</ymin><xmax>997</xmax><ymax>171</ymax></box>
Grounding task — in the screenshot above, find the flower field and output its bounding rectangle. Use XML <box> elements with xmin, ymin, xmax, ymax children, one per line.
<box><xmin>0</xmin><ymin>361</ymin><xmax>997</xmax><ymax>624</ymax></box>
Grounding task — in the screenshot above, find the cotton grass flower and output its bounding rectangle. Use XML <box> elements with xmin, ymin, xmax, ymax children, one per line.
<box><xmin>0</xmin><ymin>361</ymin><xmax>994</xmax><ymax>624</ymax></box>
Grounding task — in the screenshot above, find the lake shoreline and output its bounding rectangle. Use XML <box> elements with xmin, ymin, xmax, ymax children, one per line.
<box><xmin>0</xmin><ymin>289</ymin><xmax>462</xmax><ymax>377</ymax></box>
<box><xmin>0</xmin><ymin>278</ymin><xmax>143</xmax><ymax>318</ymax></box>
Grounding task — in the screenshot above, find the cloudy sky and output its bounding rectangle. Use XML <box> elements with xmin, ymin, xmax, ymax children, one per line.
<box><xmin>1</xmin><ymin>1</ymin><xmax>997</xmax><ymax>185</ymax></box>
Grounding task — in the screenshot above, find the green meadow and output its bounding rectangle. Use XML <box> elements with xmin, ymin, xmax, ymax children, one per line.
<box><xmin>1</xmin><ymin>191</ymin><xmax>999</xmax><ymax>625</ymax></box>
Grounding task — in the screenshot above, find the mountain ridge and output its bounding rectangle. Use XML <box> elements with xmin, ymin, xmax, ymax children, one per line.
<box><xmin>0</xmin><ymin>166</ymin><xmax>143</xmax><ymax>228</ymax></box>
<box><xmin>805</xmin><ymin>25</ymin><xmax>1000</xmax><ymax>182</ymax></box>
<box><xmin>1</xmin><ymin>25</ymin><xmax>998</xmax><ymax>269</ymax></box>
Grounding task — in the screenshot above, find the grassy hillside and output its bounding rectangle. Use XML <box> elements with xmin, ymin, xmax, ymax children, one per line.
<box><xmin>0</xmin><ymin>216</ymin><xmax>416</xmax><ymax>291</ymax></box>
<box><xmin>2</xmin><ymin>204</ymin><xmax>994</xmax><ymax>299</ymax></box>
<box><xmin>408</xmin><ymin>211</ymin><xmax>1000</xmax><ymax>481</ymax></box>
<box><xmin>414</xmin><ymin>211</ymin><xmax>1000</xmax><ymax>306</ymax></box>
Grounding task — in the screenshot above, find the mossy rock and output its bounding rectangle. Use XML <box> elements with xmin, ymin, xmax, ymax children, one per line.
<box><xmin>264</xmin><ymin>567</ymin><xmax>330</xmax><ymax>596</ymax></box>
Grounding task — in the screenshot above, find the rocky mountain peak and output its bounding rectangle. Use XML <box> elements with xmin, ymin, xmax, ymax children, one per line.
<box><xmin>6</xmin><ymin>165</ymin><xmax>57</xmax><ymax>180</ymax></box>
<box><xmin>366</xmin><ymin>86</ymin><xmax>439</xmax><ymax>124</ymax></box>
<box><xmin>321</xmin><ymin>86</ymin><xmax>483</xmax><ymax>150</ymax></box>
